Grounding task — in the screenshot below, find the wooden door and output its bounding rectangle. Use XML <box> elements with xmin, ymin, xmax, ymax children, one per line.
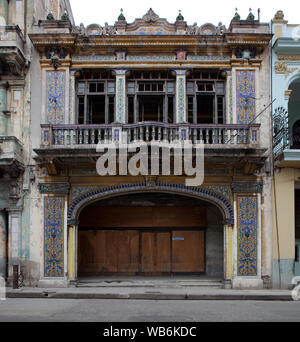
<box><xmin>141</xmin><ymin>232</ymin><xmax>171</xmax><ymax>275</ymax></box>
<box><xmin>78</xmin><ymin>230</ymin><xmax>139</xmax><ymax>275</ymax></box>
<box><xmin>172</xmin><ymin>231</ymin><xmax>205</xmax><ymax>273</ymax></box>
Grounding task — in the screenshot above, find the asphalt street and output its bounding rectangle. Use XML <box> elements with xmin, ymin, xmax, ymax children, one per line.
<box><xmin>0</xmin><ymin>298</ymin><xmax>300</xmax><ymax>322</ymax></box>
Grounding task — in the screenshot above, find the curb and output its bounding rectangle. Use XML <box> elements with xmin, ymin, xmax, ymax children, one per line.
<box><xmin>6</xmin><ymin>292</ymin><xmax>293</xmax><ymax>301</ymax></box>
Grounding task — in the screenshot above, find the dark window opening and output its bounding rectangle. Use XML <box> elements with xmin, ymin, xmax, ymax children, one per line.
<box><xmin>139</xmin><ymin>95</ymin><xmax>164</xmax><ymax>122</ymax></box>
<box><xmin>108</xmin><ymin>96</ymin><xmax>115</xmax><ymax>124</ymax></box>
<box><xmin>88</xmin><ymin>95</ymin><xmax>105</xmax><ymax>124</ymax></box>
<box><xmin>168</xmin><ymin>96</ymin><xmax>174</xmax><ymax>123</ymax></box>
<box><xmin>128</xmin><ymin>97</ymin><xmax>134</xmax><ymax>123</ymax></box>
<box><xmin>188</xmin><ymin>96</ymin><xmax>194</xmax><ymax>123</ymax></box>
<box><xmin>78</xmin><ymin>96</ymin><xmax>85</xmax><ymax>124</ymax></box>
<box><xmin>292</xmin><ymin>120</ymin><xmax>300</xmax><ymax>149</ymax></box>
<box><xmin>197</xmin><ymin>95</ymin><xmax>214</xmax><ymax>124</ymax></box>
<box><xmin>217</xmin><ymin>96</ymin><xmax>224</xmax><ymax>124</ymax></box>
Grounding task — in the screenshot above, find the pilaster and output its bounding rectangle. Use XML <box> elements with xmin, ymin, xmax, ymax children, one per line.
<box><xmin>175</xmin><ymin>70</ymin><xmax>188</xmax><ymax>123</ymax></box>
<box><xmin>114</xmin><ymin>70</ymin><xmax>127</xmax><ymax>124</ymax></box>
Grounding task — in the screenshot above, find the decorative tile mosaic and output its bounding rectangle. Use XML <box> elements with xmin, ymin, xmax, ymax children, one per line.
<box><xmin>176</xmin><ymin>71</ymin><xmax>187</xmax><ymax>123</ymax></box>
<box><xmin>68</xmin><ymin>182</ymin><xmax>234</xmax><ymax>225</ymax></box>
<box><xmin>204</xmin><ymin>186</ymin><xmax>231</xmax><ymax>201</ymax></box>
<box><xmin>228</xmin><ymin>76</ymin><xmax>233</xmax><ymax>123</ymax></box>
<box><xmin>44</xmin><ymin>197</ymin><xmax>65</xmax><ymax>277</ymax></box>
<box><xmin>115</xmin><ymin>70</ymin><xmax>126</xmax><ymax>123</ymax></box>
<box><xmin>127</xmin><ymin>55</ymin><xmax>175</xmax><ymax>61</ymax></box>
<box><xmin>237</xmin><ymin>196</ymin><xmax>258</xmax><ymax>276</ymax></box>
<box><xmin>46</xmin><ymin>71</ymin><xmax>66</xmax><ymax>124</ymax></box>
<box><xmin>236</xmin><ymin>70</ymin><xmax>256</xmax><ymax>124</ymax></box>
<box><xmin>72</xmin><ymin>55</ymin><xmax>115</xmax><ymax>61</ymax></box>
<box><xmin>187</xmin><ymin>55</ymin><xmax>229</xmax><ymax>61</ymax></box>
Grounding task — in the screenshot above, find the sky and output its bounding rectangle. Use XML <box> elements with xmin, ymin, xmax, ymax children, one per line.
<box><xmin>69</xmin><ymin>0</ymin><xmax>300</xmax><ymax>27</ymax></box>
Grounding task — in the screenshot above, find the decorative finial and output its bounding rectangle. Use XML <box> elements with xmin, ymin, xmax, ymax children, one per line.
<box><xmin>247</xmin><ymin>8</ymin><xmax>255</xmax><ymax>21</ymax></box>
<box><xmin>47</xmin><ymin>12</ymin><xmax>54</xmax><ymax>21</ymax></box>
<box><xmin>233</xmin><ymin>8</ymin><xmax>240</xmax><ymax>21</ymax></box>
<box><xmin>274</xmin><ymin>10</ymin><xmax>284</xmax><ymax>21</ymax></box>
<box><xmin>61</xmin><ymin>8</ymin><xmax>69</xmax><ymax>21</ymax></box>
<box><xmin>176</xmin><ymin>9</ymin><xmax>184</xmax><ymax>22</ymax></box>
<box><xmin>118</xmin><ymin>8</ymin><xmax>126</xmax><ymax>21</ymax></box>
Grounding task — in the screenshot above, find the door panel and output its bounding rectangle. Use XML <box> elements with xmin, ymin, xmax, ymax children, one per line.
<box><xmin>172</xmin><ymin>231</ymin><xmax>205</xmax><ymax>273</ymax></box>
<box><xmin>78</xmin><ymin>230</ymin><xmax>139</xmax><ymax>275</ymax></box>
<box><xmin>141</xmin><ymin>232</ymin><xmax>171</xmax><ymax>274</ymax></box>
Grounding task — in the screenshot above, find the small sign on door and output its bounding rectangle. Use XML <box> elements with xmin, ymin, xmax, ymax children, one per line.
<box><xmin>173</xmin><ymin>237</ymin><xmax>185</xmax><ymax>241</ymax></box>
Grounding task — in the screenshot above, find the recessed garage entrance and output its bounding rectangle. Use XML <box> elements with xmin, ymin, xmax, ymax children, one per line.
<box><xmin>78</xmin><ymin>193</ymin><xmax>223</xmax><ymax>277</ymax></box>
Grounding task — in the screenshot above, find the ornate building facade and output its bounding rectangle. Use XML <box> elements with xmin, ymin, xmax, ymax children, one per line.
<box><xmin>272</xmin><ymin>11</ymin><xmax>300</xmax><ymax>288</ymax></box>
<box><xmin>0</xmin><ymin>4</ymin><xmax>275</xmax><ymax>289</ymax></box>
<box><xmin>26</xmin><ymin>7</ymin><xmax>274</xmax><ymax>289</ymax></box>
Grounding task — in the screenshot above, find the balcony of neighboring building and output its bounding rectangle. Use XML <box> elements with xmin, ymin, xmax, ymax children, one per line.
<box><xmin>274</xmin><ymin>78</ymin><xmax>300</xmax><ymax>167</ymax></box>
<box><xmin>0</xmin><ymin>136</ymin><xmax>24</xmax><ymax>177</ymax></box>
<box><xmin>0</xmin><ymin>25</ymin><xmax>26</xmax><ymax>75</ymax></box>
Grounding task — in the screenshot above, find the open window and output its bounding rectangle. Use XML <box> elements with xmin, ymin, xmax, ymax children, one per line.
<box><xmin>76</xmin><ymin>70</ymin><xmax>115</xmax><ymax>124</ymax></box>
<box><xmin>127</xmin><ymin>70</ymin><xmax>175</xmax><ymax>123</ymax></box>
<box><xmin>187</xmin><ymin>70</ymin><xmax>226</xmax><ymax>124</ymax></box>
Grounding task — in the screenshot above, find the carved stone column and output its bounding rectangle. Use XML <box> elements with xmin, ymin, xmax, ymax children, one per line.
<box><xmin>114</xmin><ymin>70</ymin><xmax>127</xmax><ymax>123</ymax></box>
<box><xmin>175</xmin><ymin>70</ymin><xmax>188</xmax><ymax>123</ymax></box>
<box><xmin>0</xmin><ymin>211</ymin><xmax>7</xmax><ymax>278</ymax></box>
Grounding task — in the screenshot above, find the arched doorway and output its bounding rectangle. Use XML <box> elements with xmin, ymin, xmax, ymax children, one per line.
<box><xmin>77</xmin><ymin>192</ymin><xmax>224</xmax><ymax>278</ymax></box>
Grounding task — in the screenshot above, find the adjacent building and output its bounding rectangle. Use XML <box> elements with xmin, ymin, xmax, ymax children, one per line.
<box><xmin>272</xmin><ymin>10</ymin><xmax>300</xmax><ymax>288</ymax></box>
<box><xmin>0</xmin><ymin>0</ymin><xmax>74</xmax><ymax>285</ymax></box>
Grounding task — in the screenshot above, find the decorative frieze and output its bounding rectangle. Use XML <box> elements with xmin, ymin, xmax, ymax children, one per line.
<box><xmin>232</xmin><ymin>182</ymin><xmax>263</xmax><ymax>193</ymax></box>
<box><xmin>39</xmin><ymin>183</ymin><xmax>70</xmax><ymax>194</ymax></box>
<box><xmin>44</xmin><ymin>197</ymin><xmax>65</xmax><ymax>277</ymax></box>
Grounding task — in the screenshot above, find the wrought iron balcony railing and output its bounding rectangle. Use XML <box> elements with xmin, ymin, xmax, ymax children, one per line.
<box><xmin>41</xmin><ymin>122</ymin><xmax>260</xmax><ymax>148</ymax></box>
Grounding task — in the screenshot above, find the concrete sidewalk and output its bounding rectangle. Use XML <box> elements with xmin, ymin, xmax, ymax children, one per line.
<box><xmin>6</xmin><ymin>286</ymin><xmax>295</xmax><ymax>301</ymax></box>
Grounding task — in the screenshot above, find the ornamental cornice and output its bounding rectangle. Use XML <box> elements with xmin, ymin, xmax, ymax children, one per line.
<box><xmin>278</xmin><ymin>55</ymin><xmax>300</xmax><ymax>61</ymax></box>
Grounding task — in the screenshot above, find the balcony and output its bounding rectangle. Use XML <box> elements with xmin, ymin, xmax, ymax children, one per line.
<box><xmin>35</xmin><ymin>122</ymin><xmax>266</xmax><ymax>175</ymax></box>
<box><xmin>0</xmin><ymin>136</ymin><xmax>24</xmax><ymax>177</ymax></box>
<box><xmin>40</xmin><ymin>122</ymin><xmax>261</xmax><ymax>148</ymax></box>
<box><xmin>0</xmin><ymin>25</ymin><xmax>26</xmax><ymax>75</ymax></box>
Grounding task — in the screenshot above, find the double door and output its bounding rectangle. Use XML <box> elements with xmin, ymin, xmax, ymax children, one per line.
<box><xmin>141</xmin><ymin>230</ymin><xmax>205</xmax><ymax>275</ymax></box>
<box><xmin>78</xmin><ymin>229</ymin><xmax>205</xmax><ymax>276</ymax></box>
